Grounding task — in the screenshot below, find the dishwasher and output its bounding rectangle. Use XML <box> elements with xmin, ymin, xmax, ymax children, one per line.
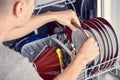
<box><xmin>3</xmin><ymin>0</ymin><xmax>120</xmax><ymax>80</ymax></box>
<box><xmin>69</xmin><ymin>1</ymin><xmax>120</xmax><ymax>79</ymax></box>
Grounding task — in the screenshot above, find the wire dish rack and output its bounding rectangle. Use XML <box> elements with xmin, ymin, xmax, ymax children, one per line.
<box><xmin>77</xmin><ymin>56</ymin><xmax>120</xmax><ymax>80</ymax></box>
<box><xmin>35</xmin><ymin>0</ymin><xmax>76</xmax><ymax>9</ymax></box>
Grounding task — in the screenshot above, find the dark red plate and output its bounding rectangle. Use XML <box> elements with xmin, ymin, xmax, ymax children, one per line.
<box><xmin>81</xmin><ymin>22</ymin><xmax>100</xmax><ymax>76</ymax></box>
<box><xmin>91</xmin><ymin>18</ymin><xmax>113</xmax><ymax>70</ymax></box>
<box><xmin>95</xmin><ymin>18</ymin><xmax>119</xmax><ymax>68</ymax></box>
<box><xmin>83</xmin><ymin>20</ymin><xmax>107</xmax><ymax>75</ymax></box>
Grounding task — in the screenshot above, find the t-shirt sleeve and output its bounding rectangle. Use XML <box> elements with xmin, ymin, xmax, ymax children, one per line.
<box><xmin>5</xmin><ymin>58</ymin><xmax>40</xmax><ymax>80</ymax></box>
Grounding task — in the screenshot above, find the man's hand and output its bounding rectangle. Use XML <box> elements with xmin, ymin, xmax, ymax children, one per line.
<box><xmin>52</xmin><ymin>10</ymin><xmax>80</xmax><ymax>31</ymax></box>
<box><xmin>77</xmin><ymin>37</ymin><xmax>99</xmax><ymax>63</ymax></box>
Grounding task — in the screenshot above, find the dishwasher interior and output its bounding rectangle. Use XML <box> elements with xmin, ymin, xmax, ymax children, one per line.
<box><xmin>34</xmin><ymin>0</ymin><xmax>120</xmax><ymax>80</ymax></box>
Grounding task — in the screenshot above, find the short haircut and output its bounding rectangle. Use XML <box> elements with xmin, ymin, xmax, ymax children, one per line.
<box><xmin>0</xmin><ymin>0</ymin><xmax>29</xmax><ymax>15</ymax></box>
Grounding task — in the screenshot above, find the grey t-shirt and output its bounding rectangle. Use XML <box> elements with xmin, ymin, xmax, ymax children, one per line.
<box><xmin>0</xmin><ymin>43</ymin><xmax>40</xmax><ymax>80</ymax></box>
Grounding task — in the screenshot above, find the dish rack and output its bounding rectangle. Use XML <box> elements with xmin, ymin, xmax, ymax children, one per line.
<box><xmin>77</xmin><ymin>56</ymin><xmax>120</xmax><ymax>80</ymax></box>
<box><xmin>35</xmin><ymin>0</ymin><xmax>76</xmax><ymax>9</ymax></box>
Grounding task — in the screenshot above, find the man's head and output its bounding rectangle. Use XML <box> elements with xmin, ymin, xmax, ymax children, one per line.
<box><xmin>0</xmin><ymin>0</ymin><xmax>35</xmax><ymax>30</ymax></box>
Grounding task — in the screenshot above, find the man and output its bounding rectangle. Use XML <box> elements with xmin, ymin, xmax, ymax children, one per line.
<box><xmin>0</xmin><ymin>0</ymin><xmax>99</xmax><ymax>80</ymax></box>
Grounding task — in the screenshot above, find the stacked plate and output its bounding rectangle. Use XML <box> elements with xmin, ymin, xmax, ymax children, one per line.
<box><xmin>78</xmin><ymin>17</ymin><xmax>119</xmax><ymax>75</ymax></box>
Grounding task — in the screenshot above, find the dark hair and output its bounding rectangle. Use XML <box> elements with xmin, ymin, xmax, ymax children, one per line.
<box><xmin>0</xmin><ymin>0</ymin><xmax>29</xmax><ymax>15</ymax></box>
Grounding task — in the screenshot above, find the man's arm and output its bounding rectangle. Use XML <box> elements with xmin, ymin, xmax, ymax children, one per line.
<box><xmin>5</xmin><ymin>10</ymin><xmax>80</xmax><ymax>41</ymax></box>
<box><xmin>40</xmin><ymin>77</ymin><xmax>43</xmax><ymax>80</ymax></box>
<box><xmin>5</xmin><ymin>12</ymin><xmax>54</xmax><ymax>41</ymax></box>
